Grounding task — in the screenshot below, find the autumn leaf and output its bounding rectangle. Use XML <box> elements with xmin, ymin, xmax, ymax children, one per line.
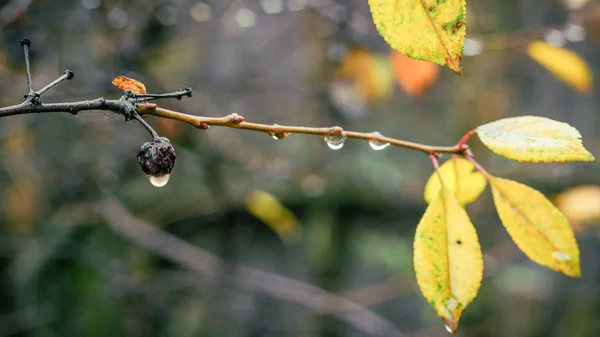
<box><xmin>490</xmin><ymin>177</ymin><xmax>580</xmax><ymax>277</ymax></box>
<box><xmin>336</xmin><ymin>48</ymin><xmax>393</xmax><ymax>101</ymax></box>
<box><xmin>554</xmin><ymin>185</ymin><xmax>600</xmax><ymax>231</ymax></box>
<box><xmin>414</xmin><ymin>187</ymin><xmax>483</xmax><ymax>333</ymax></box>
<box><xmin>476</xmin><ymin>116</ymin><xmax>595</xmax><ymax>162</ymax></box>
<box><xmin>368</xmin><ymin>0</ymin><xmax>466</xmax><ymax>74</ymax></box>
<box><xmin>391</xmin><ymin>50</ymin><xmax>440</xmax><ymax>97</ymax></box>
<box><xmin>245</xmin><ymin>190</ymin><xmax>302</xmax><ymax>244</ymax></box>
<box><xmin>526</xmin><ymin>41</ymin><xmax>593</xmax><ymax>93</ymax></box>
<box><xmin>424</xmin><ymin>157</ymin><xmax>487</xmax><ymax>206</ymax></box>
<box><xmin>112</xmin><ymin>76</ymin><xmax>147</xmax><ymax>94</ymax></box>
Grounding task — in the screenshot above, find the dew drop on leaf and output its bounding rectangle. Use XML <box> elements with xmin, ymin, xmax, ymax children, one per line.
<box><xmin>444</xmin><ymin>323</ymin><xmax>453</xmax><ymax>334</ymax></box>
<box><xmin>552</xmin><ymin>251</ymin><xmax>570</xmax><ymax>261</ymax></box>
<box><xmin>324</xmin><ymin>133</ymin><xmax>346</xmax><ymax>150</ymax></box>
<box><xmin>148</xmin><ymin>174</ymin><xmax>170</xmax><ymax>187</ymax></box>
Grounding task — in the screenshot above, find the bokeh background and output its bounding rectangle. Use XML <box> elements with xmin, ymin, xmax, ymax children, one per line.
<box><xmin>1</xmin><ymin>0</ymin><xmax>599</xmax><ymax>336</ymax></box>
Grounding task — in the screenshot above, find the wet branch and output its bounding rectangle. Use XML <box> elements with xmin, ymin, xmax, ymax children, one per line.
<box><xmin>1</xmin><ymin>38</ymin><xmax>473</xmax><ymax>161</ymax></box>
<box><xmin>145</xmin><ymin>107</ymin><xmax>469</xmax><ymax>155</ymax></box>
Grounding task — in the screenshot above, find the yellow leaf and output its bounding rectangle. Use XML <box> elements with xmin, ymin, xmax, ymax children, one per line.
<box><xmin>368</xmin><ymin>0</ymin><xmax>466</xmax><ymax>74</ymax></box>
<box><xmin>490</xmin><ymin>177</ymin><xmax>581</xmax><ymax>277</ymax></box>
<box><xmin>554</xmin><ymin>185</ymin><xmax>600</xmax><ymax>232</ymax></box>
<box><xmin>414</xmin><ymin>188</ymin><xmax>482</xmax><ymax>333</ymax></box>
<box><xmin>245</xmin><ymin>190</ymin><xmax>302</xmax><ymax>244</ymax></box>
<box><xmin>476</xmin><ymin>116</ymin><xmax>595</xmax><ymax>162</ymax></box>
<box><xmin>424</xmin><ymin>157</ymin><xmax>487</xmax><ymax>206</ymax></box>
<box><xmin>526</xmin><ymin>41</ymin><xmax>593</xmax><ymax>93</ymax></box>
<box><xmin>391</xmin><ymin>50</ymin><xmax>440</xmax><ymax>97</ymax></box>
<box><xmin>112</xmin><ymin>76</ymin><xmax>147</xmax><ymax>94</ymax></box>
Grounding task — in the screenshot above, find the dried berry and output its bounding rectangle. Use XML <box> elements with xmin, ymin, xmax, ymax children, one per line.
<box><xmin>137</xmin><ymin>137</ymin><xmax>176</xmax><ymax>177</ymax></box>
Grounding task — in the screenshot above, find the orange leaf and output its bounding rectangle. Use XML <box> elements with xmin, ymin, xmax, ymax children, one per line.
<box><xmin>391</xmin><ymin>50</ymin><xmax>440</xmax><ymax>97</ymax></box>
<box><xmin>112</xmin><ymin>76</ymin><xmax>147</xmax><ymax>94</ymax></box>
<box><xmin>336</xmin><ymin>48</ymin><xmax>393</xmax><ymax>101</ymax></box>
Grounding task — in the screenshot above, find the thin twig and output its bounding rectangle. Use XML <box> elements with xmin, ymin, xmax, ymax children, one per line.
<box><xmin>465</xmin><ymin>155</ymin><xmax>493</xmax><ymax>179</ymax></box>
<box><xmin>37</xmin><ymin>70</ymin><xmax>74</xmax><ymax>96</ymax></box>
<box><xmin>100</xmin><ymin>199</ymin><xmax>411</xmax><ymax>337</ymax></box>
<box><xmin>148</xmin><ymin>107</ymin><xmax>467</xmax><ymax>155</ymax></box>
<box><xmin>0</xmin><ymin>97</ymin><xmax>470</xmax><ymax>155</ymax></box>
<box><xmin>129</xmin><ymin>88</ymin><xmax>192</xmax><ymax>101</ymax></box>
<box><xmin>132</xmin><ymin>113</ymin><xmax>159</xmax><ymax>139</ymax></box>
<box><xmin>20</xmin><ymin>39</ymin><xmax>33</xmax><ymax>96</ymax></box>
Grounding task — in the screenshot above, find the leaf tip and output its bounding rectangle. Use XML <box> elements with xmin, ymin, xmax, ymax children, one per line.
<box><xmin>442</xmin><ymin>315</ymin><xmax>458</xmax><ymax>334</ymax></box>
<box><xmin>448</xmin><ymin>63</ymin><xmax>463</xmax><ymax>75</ymax></box>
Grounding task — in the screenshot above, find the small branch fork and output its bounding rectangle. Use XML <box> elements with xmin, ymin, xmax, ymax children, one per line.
<box><xmin>0</xmin><ymin>39</ymin><xmax>476</xmax><ymax>158</ymax></box>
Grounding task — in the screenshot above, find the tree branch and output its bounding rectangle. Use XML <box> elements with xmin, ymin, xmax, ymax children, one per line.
<box><xmin>0</xmin><ymin>97</ymin><xmax>470</xmax><ymax>155</ymax></box>
<box><xmin>100</xmin><ymin>199</ymin><xmax>411</xmax><ymax>337</ymax></box>
<box><xmin>145</xmin><ymin>107</ymin><xmax>467</xmax><ymax>155</ymax></box>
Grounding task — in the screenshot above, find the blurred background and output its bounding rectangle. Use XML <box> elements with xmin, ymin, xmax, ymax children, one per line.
<box><xmin>0</xmin><ymin>0</ymin><xmax>599</xmax><ymax>336</ymax></box>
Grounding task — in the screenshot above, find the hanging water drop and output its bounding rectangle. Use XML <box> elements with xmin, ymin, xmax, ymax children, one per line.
<box><xmin>148</xmin><ymin>174</ymin><xmax>170</xmax><ymax>187</ymax></box>
<box><xmin>367</xmin><ymin>132</ymin><xmax>390</xmax><ymax>150</ymax></box>
<box><xmin>552</xmin><ymin>251</ymin><xmax>570</xmax><ymax>261</ymax></box>
<box><xmin>269</xmin><ymin>130</ymin><xmax>291</xmax><ymax>140</ymax></box>
<box><xmin>324</xmin><ymin>133</ymin><xmax>346</xmax><ymax>150</ymax></box>
<box><xmin>444</xmin><ymin>323</ymin><xmax>453</xmax><ymax>334</ymax></box>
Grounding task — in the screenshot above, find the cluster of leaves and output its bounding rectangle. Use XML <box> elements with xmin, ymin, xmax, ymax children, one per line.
<box><xmin>417</xmin><ymin>116</ymin><xmax>593</xmax><ymax>332</ymax></box>
<box><xmin>366</xmin><ymin>0</ymin><xmax>596</xmax><ymax>333</ymax></box>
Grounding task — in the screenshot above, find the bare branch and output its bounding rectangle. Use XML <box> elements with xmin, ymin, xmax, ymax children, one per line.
<box><xmin>146</xmin><ymin>107</ymin><xmax>467</xmax><ymax>155</ymax></box>
<box><xmin>37</xmin><ymin>70</ymin><xmax>74</xmax><ymax>96</ymax></box>
<box><xmin>100</xmin><ymin>199</ymin><xmax>411</xmax><ymax>337</ymax></box>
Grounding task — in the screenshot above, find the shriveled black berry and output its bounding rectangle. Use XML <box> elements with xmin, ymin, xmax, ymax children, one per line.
<box><xmin>137</xmin><ymin>137</ymin><xmax>176</xmax><ymax>177</ymax></box>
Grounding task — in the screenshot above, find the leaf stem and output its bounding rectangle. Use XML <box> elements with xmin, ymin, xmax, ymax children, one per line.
<box><xmin>456</xmin><ymin>129</ymin><xmax>476</xmax><ymax>149</ymax></box>
<box><xmin>465</xmin><ymin>155</ymin><xmax>493</xmax><ymax>180</ymax></box>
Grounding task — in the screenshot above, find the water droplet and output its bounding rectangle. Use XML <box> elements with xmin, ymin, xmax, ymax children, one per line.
<box><xmin>368</xmin><ymin>132</ymin><xmax>390</xmax><ymax>150</ymax></box>
<box><xmin>148</xmin><ymin>174</ymin><xmax>170</xmax><ymax>187</ymax></box>
<box><xmin>269</xmin><ymin>130</ymin><xmax>291</xmax><ymax>140</ymax></box>
<box><xmin>324</xmin><ymin>133</ymin><xmax>346</xmax><ymax>150</ymax></box>
<box><xmin>442</xmin><ymin>316</ymin><xmax>457</xmax><ymax>334</ymax></box>
<box><xmin>552</xmin><ymin>251</ymin><xmax>570</xmax><ymax>261</ymax></box>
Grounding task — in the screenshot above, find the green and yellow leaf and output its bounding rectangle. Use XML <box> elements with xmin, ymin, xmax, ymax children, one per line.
<box><xmin>490</xmin><ymin>177</ymin><xmax>581</xmax><ymax>277</ymax></box>
<box><xmin>424</xmin><ymin>157</ymin><xmax>487</xmax><ymax>205</ymax></box>
<box><xmin>526</xmin><ymin>41</ymin><xmax>593</xmax><ymax>93</ymax></box>
<box><xmin>476</xmin><ymin>116</ymin><xmax>595</xmax><ymax>162</ymax></box>
<box><xmin>245</xmin><ymin>190</ymin><xmax>302</xmax><ymax>244</ymax></box>
<box><xmin>414</xmin><ymin>187</ymin><xmax>483</xmax><ymax>333</ymax></box>
<box><xmin>368</xmin><ymin>0</ymin><xmax>466</xmax><ymax>74</ymax></box>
